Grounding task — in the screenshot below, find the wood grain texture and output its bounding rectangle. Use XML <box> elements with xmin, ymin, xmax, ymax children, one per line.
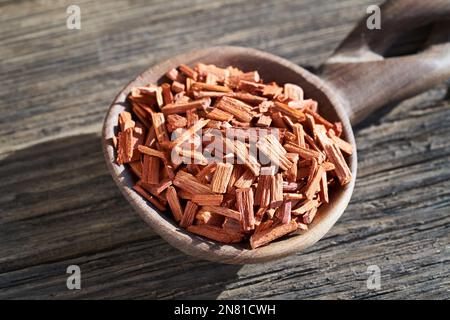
<box><xmin>0</xmin><ymin>0</ymin><xmax>449</xmax><ymax>299</ymax></box>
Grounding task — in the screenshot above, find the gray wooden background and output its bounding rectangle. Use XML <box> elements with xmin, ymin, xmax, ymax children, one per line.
<box><xmin>0</xmin><ymin>0</ymin><xmax>448</xmax><ymax>299</ymax></box>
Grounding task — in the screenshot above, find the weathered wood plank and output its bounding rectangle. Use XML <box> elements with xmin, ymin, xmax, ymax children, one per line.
<box><xmin>0</xmin><ymin>0</ymin><xmax>377</xmax><ymax>152</ymax></box>
<box><xmin>0</xmin><ymin>0</ymin><xmax>448</xmax><ymax>299</ymax></box>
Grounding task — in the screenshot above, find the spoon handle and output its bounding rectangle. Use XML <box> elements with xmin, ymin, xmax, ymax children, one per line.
<box><xmin>320</xmin><ymin>0</ymin><xmax>450</xmax><ymax>125</ymax></box>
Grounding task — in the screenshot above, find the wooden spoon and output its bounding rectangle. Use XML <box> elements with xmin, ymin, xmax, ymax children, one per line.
<box><xmin>102</xmin><ymin>1</ymin><xmax>450</xmax><ymax>264</ymax></box>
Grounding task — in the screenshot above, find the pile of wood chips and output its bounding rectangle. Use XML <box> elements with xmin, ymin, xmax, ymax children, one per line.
<box><xmin>113</xmin><ymin>63</ymin><xmax>353</xmax><ymax>249</ymax></box>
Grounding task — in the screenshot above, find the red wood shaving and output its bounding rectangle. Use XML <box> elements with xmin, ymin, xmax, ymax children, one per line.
<box><xmin>112</xmin><ymin>62</ymin><xmax>353</xmax><ymax>249</ymax></box>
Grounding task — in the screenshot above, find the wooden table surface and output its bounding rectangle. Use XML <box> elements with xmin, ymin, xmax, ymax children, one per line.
<box><xmin>1</xmin><ymin>0</ymin><xmax>449</xmax><ymax>299</ymax></box>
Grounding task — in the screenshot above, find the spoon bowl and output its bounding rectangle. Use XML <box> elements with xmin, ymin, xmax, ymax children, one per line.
<box><xmin>102</xmin><ymin>46</ymin><xmax>357</xmax><ymax>263</ymax></box>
